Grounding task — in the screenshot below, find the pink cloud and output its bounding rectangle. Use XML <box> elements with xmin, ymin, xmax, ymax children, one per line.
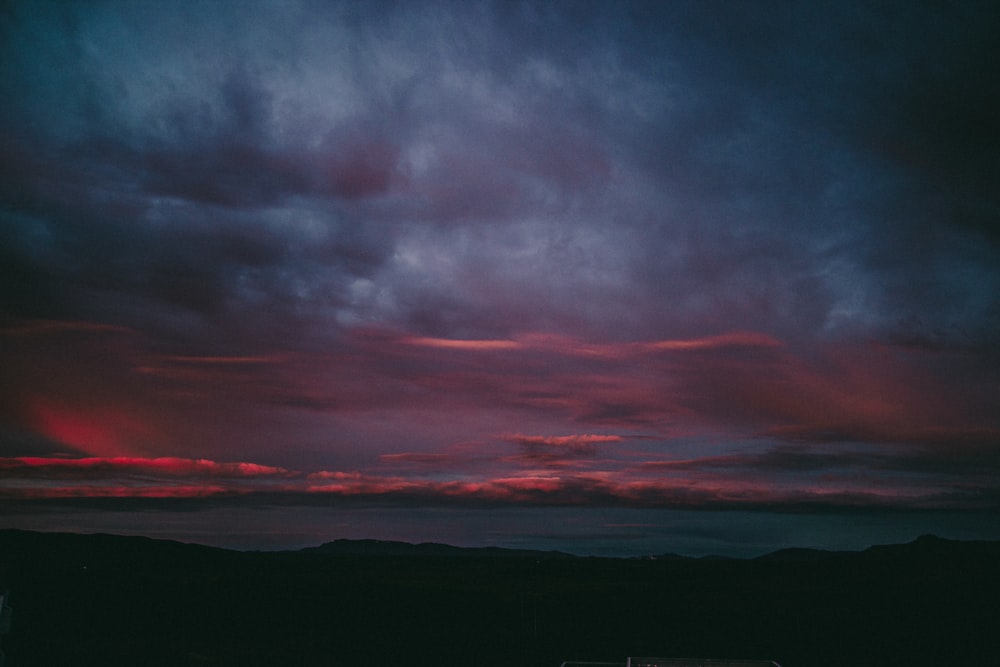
<box><xmin>397</xmin><ymin>330</ymin><xmax>781</xmax><ymax>360</ymax></box>
<box><xmin>3</xmin><ymin>456</ymin><xmax>289</xmax><ymax>477</ymax></box>
<box><xmin>0</xmin><ymin>453</ymin><xmax>990</xmax><ymax>511</ymax></box>
<box><xmin>24</xmin><ymin>400</ymin><xmax>157</xmax><ymax>458</ymax></box>
<box><xmin>5</xmin><ymin>319</ymin><xmax>994</xmax><ymax>517</ymax></box>
<box><xmin>640</xmin><ymin>331</ymin><xmax>783</xmax><ymax>352</ymax></box>
<box><xmin>305</xmin><ymin>472</ymin><xmax>422</xmax><ymax>496</ymax></box>
<box><xmin>502</xmin><ymin>433</ymin><xmax>623</xmax><ymax>448</ymax></box>
<box><xmin>0</xmin><ymin>484</ymin><xmax>233</xmax><ymax>500</ymax></box>
<box><xmin>399</xmin><ymin>336</ymin><xmax>523</xmax><ymax>351</ymax></box>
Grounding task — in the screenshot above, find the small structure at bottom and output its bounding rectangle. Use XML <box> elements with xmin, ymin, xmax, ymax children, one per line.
<box><xmin>560</xmin><ymin>658</ymin><xmax>781</xmax><ymax>667</ymax></box>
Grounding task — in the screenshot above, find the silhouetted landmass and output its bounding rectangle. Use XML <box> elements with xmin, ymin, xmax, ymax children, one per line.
<box><xmin>753</xmin><ymin>547</ymin><xmax>854</xmax><ymax>563</ymax></box>
<box><xmin>301</xmin><ymin>538</ymin><xmax>574</xmax><ymax>559</ymax></box>
<box><xmin>0</xmin><ymin>530</ymin><xmax>998</xmax><ymax>666</ymax></box>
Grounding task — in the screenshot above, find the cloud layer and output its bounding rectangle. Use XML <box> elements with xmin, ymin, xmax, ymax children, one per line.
<box><xmin>2</xmin><ymin>0</ymin><xmax>999</xmax><ymax>554</ymax></box>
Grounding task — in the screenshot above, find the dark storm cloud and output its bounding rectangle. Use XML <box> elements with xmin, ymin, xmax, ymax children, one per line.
<box><xmin>4</xmin><ymin>0</ymin><xmax>998</xmax><ymax>347</ymax></box>
<box><xmin>1</xmin><ymin>1</ymin><xmax>399</xmax><ymax>354</ymax></box>
<box><xmin>842</xmin><ymin>3</ymin><xmax>1000</xmax><ymax>246</ymax></box>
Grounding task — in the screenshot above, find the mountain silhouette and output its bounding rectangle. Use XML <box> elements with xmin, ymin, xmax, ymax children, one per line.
<box><xmin>300</xmin><ymin>537</ymin><xmax>573</xmax><ymax>559</ymax></box>
<box><xmin>1</xmin><ymin>530</ymin><xmax>998</xmax><ymax>666</ymax></box>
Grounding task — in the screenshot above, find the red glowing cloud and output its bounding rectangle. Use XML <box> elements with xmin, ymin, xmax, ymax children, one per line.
<box><xmin>0</xmin><ymin>456</ymin><xmax>294</xmax><ymax>501</ymax></box>
<box><xmin>3</xmin><ymin>320</ymin><xmax>997</xmax><ymax>521</ymax></box>
<box><xmin>25</xmin><ymin>400</ymin><xmax>154</xmax><ymax>458</ymax></box>
<box><xmin>3</xmin><ymin>456</ymin><xmax>289</xmax><ymax>477</ymax></box>
<box><xmin>2</xmin><ymin>446</ymin><xmax>991</xmax><ymax>512</ymax></box>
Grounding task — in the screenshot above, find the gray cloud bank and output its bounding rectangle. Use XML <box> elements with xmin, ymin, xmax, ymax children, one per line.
<box><xmin>3</xmin><ymin>0</ymin><xmax>998</xmax><ymax>353</ymax></box>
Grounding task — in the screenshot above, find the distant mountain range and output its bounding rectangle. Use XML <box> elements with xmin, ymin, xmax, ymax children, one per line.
<box><xmin>2</xmin><ymin>528</ymin><xmax>999</xmax><ymax>562</ymax></box>
<box><xmin>300</xmin><ymin>532</ymin><xmax>1000</xmax><ymax>562</ymax></box>
<box><xmin>298</xmin><ymin>537</ymin><xmax>575</xmax><ymax>558</ymax></box>
<box><xmin>2</xmin><ymin>528</ymin><xmax>999</xmax><ymax>564</ymax></box>
<box><xmin>1</xmin><ymin>530</ymin><xmax>999</xmax><ymax>666</ymax></box>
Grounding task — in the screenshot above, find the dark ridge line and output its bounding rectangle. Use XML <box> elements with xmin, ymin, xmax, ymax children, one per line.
<box><xmin>2</xmin><ymin>529</ymin><xmax>998</xmax><ymax>562</ymax></box>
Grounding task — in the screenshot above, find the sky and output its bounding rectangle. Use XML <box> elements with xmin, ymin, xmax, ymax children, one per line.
<box><xmin>1</xmin><ymin>0</ymin><xmax>999</xmax><ymax>558</ymax></box>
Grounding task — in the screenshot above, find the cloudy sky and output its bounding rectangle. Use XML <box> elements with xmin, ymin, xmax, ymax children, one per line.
<box><xmin>2</xmin><ymin>0</ymin><xmax>998</xmax><ymax>557</ymax></box>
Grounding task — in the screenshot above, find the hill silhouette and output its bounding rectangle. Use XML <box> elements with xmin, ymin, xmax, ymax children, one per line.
<box><xmin>0</xmin><ymin>530</ymin><xmax>998</xmax><ymax>666</ymax></box>
<box><xmin>301</xmin><ymin>537</ymin><xmax>574</xmax><ymax>559</ymax></box>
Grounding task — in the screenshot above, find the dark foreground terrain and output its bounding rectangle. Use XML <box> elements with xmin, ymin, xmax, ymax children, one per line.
<box><xmin>0</xmin><ymin>530</ymin><xmax>998</xmax><ymax>666</ymax></box>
